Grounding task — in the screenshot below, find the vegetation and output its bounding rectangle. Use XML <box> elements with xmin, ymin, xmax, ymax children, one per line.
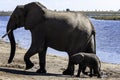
<box><xmin>0</xmin><ymin>11</ymin><xmax>12</xmax><ymax>16</ymax></box>
<box><xmin>0</xmin><ymin>10</ymin><xmax>120</xmax><ymax>20</ymax></box>
<box><xmin>91</xmin><ymin>15</ymin><xmax>120</xmax><ymax>20</ymax></box>
<box><xmin>82</xmin><ymin>11</ymin><xmax>120</xmax><ymax>20</ymax></box>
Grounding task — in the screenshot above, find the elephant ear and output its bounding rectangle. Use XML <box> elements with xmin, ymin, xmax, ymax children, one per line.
<box><xmin>24</xmin><ymin>2</ymin><xmax>46</xmax><ymax>30</ymax></box>
<box><xmin>14</xmin><ymin>5</ymin><xmax>25</xmax><ymax>27</ymax></box>
<box><xmin>79</xmin><ymin>53</ymin><xmax>84</xmax><ymax>61</ymax></box>
<box><xmin>76</xmin><ymin>53</ymin><xmax>84</xmax><ymax>63</ymax></box>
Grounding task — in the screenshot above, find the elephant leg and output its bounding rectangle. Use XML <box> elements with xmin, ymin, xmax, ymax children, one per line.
<box><xmin>36</xmin><ymin>46</ymin><xmax>47</xmax><ymax>73</ymax></box>
<box><xmin>94</xmin><ymin>67</ymin><xmax>101</xmax><ymax>78</ymax></box>
<box><xmin>82</xmin><ymin>66</ymin><xmax>89</xmax><ymax>75</ymax></box>
<box><xmin>89</xmin><ymin>67</ymin><xmax>93</xmax><ymax>77</ymax></box>
<box><xmin>24</xmin><ymin>45</ymin><xmax>37</xmax><ymax>70</ymax></box>
<box><xmin>63</xmin><ymin>54</ymin><xmax>74</xmax><ymax>75</ymax></box>
<box><xmin>76</xmin><ymin>64</ymin><xmax>82</xmax><ymax>77</ymax></box>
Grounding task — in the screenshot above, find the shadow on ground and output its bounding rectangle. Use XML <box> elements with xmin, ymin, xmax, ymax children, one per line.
<box><xmin>0</xmin><ymin>67</ymin><xmax>72</xmax><ymax>78</ymax></box>
<box><xmin>1</xmin><ymin>67</ymin><xmax>119</xmax><ymax>78</ymax></box>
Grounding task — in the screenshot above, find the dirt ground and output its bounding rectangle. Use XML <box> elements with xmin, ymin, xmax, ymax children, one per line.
<box><xmin>0</xmin><ymin>39</ymin><xmax>120</xmax><ymax>80</ymax></box>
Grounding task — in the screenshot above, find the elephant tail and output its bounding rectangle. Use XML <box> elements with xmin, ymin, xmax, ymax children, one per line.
<box><xmin>92</xmin><ymin>29</ymin><xmax>96</xmax><ymax>54</ymax></box>
<box><xmin>91</xmin><ymin>22</ymin><xmax>96</xmax><ymax>54</ymax></box>
<box><xmin>81</xmin><ymin>29</ymin><xmax>96</xmax><ymax>54</ymax></box>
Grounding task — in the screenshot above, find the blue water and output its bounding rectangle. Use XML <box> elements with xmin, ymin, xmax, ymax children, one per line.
<box><xmin>0</xmin><ymin>16</ymin><xmax>120</xmax><ymax>64</ymax></box>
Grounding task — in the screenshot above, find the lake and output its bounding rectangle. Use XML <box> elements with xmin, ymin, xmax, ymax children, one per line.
<box><xmin>0</xmin><ymin>16</ymin><xmax>120</xmax><ymax>64</ymax></box>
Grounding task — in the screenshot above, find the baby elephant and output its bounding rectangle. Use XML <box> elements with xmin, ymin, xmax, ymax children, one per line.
<box><xmin>70</xmin><ymin>52</ymin><xmax>101</xmax><ymax>78</ymax></box>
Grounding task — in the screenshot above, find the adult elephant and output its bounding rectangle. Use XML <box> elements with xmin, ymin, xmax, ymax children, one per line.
<box><xmin>4</xmin><ymin>2</ymin><xmax>96</xmax><ymax>75</ymax></box>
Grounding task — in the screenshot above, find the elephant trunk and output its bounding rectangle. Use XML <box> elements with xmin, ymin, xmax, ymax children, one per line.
<box><xmin>7</xmin><ymin>18</ymin><xmax>16</xmax><ymax>64</ymax></box>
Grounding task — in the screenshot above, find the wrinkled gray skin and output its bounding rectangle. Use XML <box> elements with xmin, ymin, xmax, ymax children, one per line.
<box><xmin>6</xmin><ymin>2</ymin><xmax>96</xmax><ymax>75</ymax></box>
<box><xmin>70</xmin><ymin>53</ymin><xmax>101</xmax><ymax>78</ymax></box>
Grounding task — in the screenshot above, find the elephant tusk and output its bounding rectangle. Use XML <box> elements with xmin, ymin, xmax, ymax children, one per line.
<box><xmin>2</xmin><ymin>29</ymin><xmax>11</xmax><ymax>38</ymax></box>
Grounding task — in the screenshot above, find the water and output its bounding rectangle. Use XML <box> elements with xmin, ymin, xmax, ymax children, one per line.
<box><xmin>91</xmin><ymin>18</ymin><xmax>120</xmax><ymax>64</ymax></box>
<box><xmin>0</xmin><ymin>16</ymin><xmax>120</xmax><ymax>64</ymax></box>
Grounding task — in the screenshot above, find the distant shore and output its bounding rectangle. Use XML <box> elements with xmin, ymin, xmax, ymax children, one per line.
<box><xmin>81</xmin><ymin>11</ymin><xmax>120</xmax><ymax>20</ymax></box>
<box><xmin>0</xmin><ymin>11</ymin><xmax>120</xmax><ymax>20</ymax></box>
<box><xmin>0</xmin><ymin>11</ymin><xmax>12</xmax><ymax>16</ymax></box>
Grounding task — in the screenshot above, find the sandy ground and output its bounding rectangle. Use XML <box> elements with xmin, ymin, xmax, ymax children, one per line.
<box><xmin>0</xmin><ymin>39</ymin><xmax>120</xmax><ymax>80</ymax></box>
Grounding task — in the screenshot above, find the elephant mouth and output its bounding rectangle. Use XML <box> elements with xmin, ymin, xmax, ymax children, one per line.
<box><xmin>2</xmin><ymin>29</ymin><xmax>12</xmax><ymax>38</ymax></box>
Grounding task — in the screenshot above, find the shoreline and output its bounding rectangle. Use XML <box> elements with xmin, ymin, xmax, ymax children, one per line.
<box><xmin>0</xmin><ymin>11</ymin><xmax>12</xmax><ymax>16</ymax></box>
<box><xmin>0</xmin><ymin>11</ymin><xmax>120</xmax><ymax>20</ymax></box>
<box><xmin>91</xmin><ymin>15</ymin><xmax>120</xmax><ymax>20</ymax></box>
<box><xmin>0</xmin><ymin>39</ymin><xmax>120</xmax><ymax>79</ymax></box>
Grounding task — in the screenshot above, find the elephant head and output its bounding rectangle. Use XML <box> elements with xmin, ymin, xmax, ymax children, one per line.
<box><xmin>5</xmin><ymin>2</ymin><xmax>47</xmax><ymax>63</ymax></box>
<box><xmin>70</xmin><ymin>53</ymin><xmax>84</xmax><ymax>64</ymax></box>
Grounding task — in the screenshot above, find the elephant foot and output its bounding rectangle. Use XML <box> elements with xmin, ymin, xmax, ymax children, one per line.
<box><xmin>36</xmin><ymin>69</ymin><xmax>47</xmax><ymax>74</ymax></box>
<box><xmin>62</xmin><ymin>69</ymin><xmax>74</xmax><ymax>75</ymax></box>
<box><xmin>97</xmin><ymin>74</ymin><xmax>102</xmax><ymax>78</ymax></box>
<box><xmin>76</xmin><ymin>75</ymin><xmax>80</xmax><ymax>77</ymax></box>
<box><xmin>97</xmin><ymin>75</ymin><xmax>102</xmax><ymax>78</ymax></box>
<box><xmin>25</xmin><ymin>62</ymin><xmax>34</xmax><ymax>70</ymax></box>
<box><xmin>89</xmin><ymin>74</ymin><xmax>93</xmax><ymax>77</ymax></box>
<box><xmin>83</xmin><ymin>72</ymin><xmax>89</xmax><ymax>75</ymax></box>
